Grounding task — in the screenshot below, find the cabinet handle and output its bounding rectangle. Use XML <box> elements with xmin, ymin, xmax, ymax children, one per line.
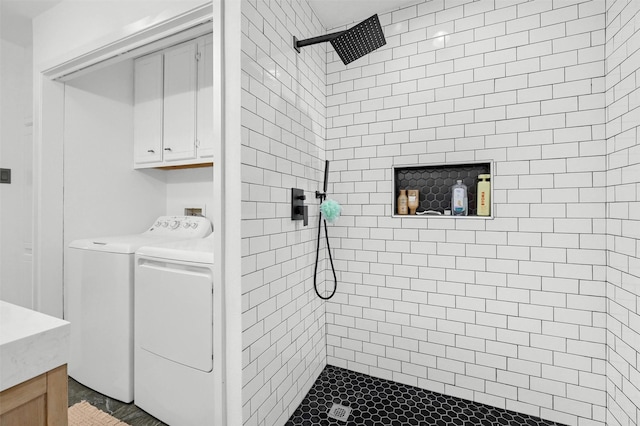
<box><xmin>147</xmin><ymin>149</ymin><xmax>155</xmax><ymax>153</ymax></box>
<box><xmin>164</xmin><ymin>147</ymin><xmax>172</xmax><ymax>151</ymax></box>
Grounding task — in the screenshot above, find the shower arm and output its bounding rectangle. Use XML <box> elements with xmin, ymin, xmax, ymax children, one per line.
<box><xmin>293</xmin><ymin>31</ymin><xmax>347</xmax><ymax>53</ymax></box>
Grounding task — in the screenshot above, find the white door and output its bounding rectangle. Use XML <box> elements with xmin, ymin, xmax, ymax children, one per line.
<box><xmin>133</xmin><ymin>53</ymin><xmax>163</xmax><ymax>165</ymax></box>
<box><xmin>197</xmin><ymin>34</ymin><xmax>214</xmax><ymax>159</ymax></box>
<box><xmin>163</xmin><ymin>42</ymin><xmax>197</xmax><ymax>162</ymax></box>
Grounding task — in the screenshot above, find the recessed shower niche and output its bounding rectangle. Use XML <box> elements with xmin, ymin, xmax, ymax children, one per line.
<box><xmin>393</xmin><ymin>162</ymin><xmax>493</xmax><ymax>218</ymax></box>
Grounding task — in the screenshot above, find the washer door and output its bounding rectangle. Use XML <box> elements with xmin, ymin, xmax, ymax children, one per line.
<box><xmin>136</xmin><ymin>258</ymin><xmax>213</xmax><ymax>372</ymax></box>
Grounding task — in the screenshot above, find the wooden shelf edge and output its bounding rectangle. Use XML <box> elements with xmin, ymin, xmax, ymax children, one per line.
<box><xmin>154</xmin><ymin>162</ymin><xmax>213</xmax><ymax>170</ymax></box>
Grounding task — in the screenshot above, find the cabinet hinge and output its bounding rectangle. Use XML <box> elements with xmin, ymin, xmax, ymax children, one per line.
<box><xmin>196</xmin><ymin>139</ymin><xmax>200</xmax><ymax>147</ymax></box>
<box><xmin>196</xmin><ymin>52</ymin><xmax>202</xmax><ymax>61</ymax></box>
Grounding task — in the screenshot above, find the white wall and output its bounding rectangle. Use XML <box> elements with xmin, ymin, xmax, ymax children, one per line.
<box><xmin>166</xmin><ymin>167</ymin><xmax>215</xmax><ymax>222</ymax></box>
<box><xmin>62</xmin><ymin>59</ymin><xmax>167</xmax><ymax>248</ymax></box>
<box><xmin>325</xmin><ymin>1</ymin><xmax>607</xmax><ymax>425</ymax></box>
<box><xmin>240</xmin><ymin>0</ymin><xmax>327</xmax><ymax>424</ymax></box>
<box><xmin>0</xmin><ymin>34</ymin><xmax>34</xmax><ymax>308</ymax></box>
<box><xmin>605</xmin><ymin>1</ymin><xmax>640</xmax><ymax>425</ymax></box>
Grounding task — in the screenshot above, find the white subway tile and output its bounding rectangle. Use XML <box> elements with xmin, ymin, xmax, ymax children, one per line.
<box><xmin>485</xmin><ymin>5</ymin><xmax>516</xmax><ymax>26</ymax></box>
<box><xmin>485</xmin><ymin>47</ymin><xmax>518</xmax><ymax>66</ymax></box>
<box><xmin>554</xmin><ymin>396</ymin><xmax>593</xmax><ymax>418</ymax></box>
<box><xmin>542</xmin><ymin>51</ymin><xmax>579</xmax><ymax>70</ymax></box>
<box><xmin>496</xmin><ymin>31</ymin><xmax>530</xmax><ymax>50</ymax></box>
<box><xmin>554</xmin><ymin>33</ymin><xmax>592</xmax><ymax>53</ymax></box>
<box><xmin>542</xmin><ymin>5</ymin><xmax>578</xmax><ymax>27</ymax></box>
<box><xmin>566</xmin><ymin>14</ymin><xmax>605</xmax><ymax>36</ymax></box>
<box><xmin>531</xmin><ymin>113</ymin><xmax>567</xmax><ymax>130</ymax></box>
<box><xmin>506</xmin><ymin>58</ymin><xmax>540</xmax><ymax>76</ymax></box>
<box><xmin>475</xmin><ymin>22</ymin><xmax>506</xmax><ymax>40</ymax></box>
<box><xmin>517</xmin><ymin>40</ymin><xmax>552</xmax><ymax>60</ymax></box>
<box><xmin>531</xmin><ymin>23</ymin><xmax>566</xmax><ymax>43</ymax></box>
<box><xmin>508</xmin><ymin>14</ymin><xmax>541</xmax><ymax>34</ymax></box>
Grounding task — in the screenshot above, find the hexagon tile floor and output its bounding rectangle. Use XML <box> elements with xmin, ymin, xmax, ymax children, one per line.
<box><xmin>285</xmin><ymin>365</ymin><xmax>567</xmax><ymax>426</ymax></box>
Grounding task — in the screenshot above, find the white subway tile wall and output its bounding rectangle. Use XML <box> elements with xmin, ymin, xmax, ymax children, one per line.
<box><xmin>240</xmin><ymin>0</ymin><xmax>640</xmax><ymax>425</ymax></box>
<box><xmin>605</xmin><ymin>1</ymin><xmax>640</xmax><ymax>426</ymax></box>
<box><xmin>325</xmin><ymin>1</ymin><xmax>609</xmax><ymax>426</ymax></box>
<box><xmin>241</xmin><ymin>1</ymin><xmax>327</xmax><ymax>425</ymax></box>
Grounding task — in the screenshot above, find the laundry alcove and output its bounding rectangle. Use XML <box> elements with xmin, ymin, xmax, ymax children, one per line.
<box><xmin>33</xmin><ymin>2</ymin><xmax>240</xmax><ymax>424</ymax></box>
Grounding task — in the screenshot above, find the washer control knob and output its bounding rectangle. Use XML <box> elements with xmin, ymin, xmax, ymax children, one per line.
<box><xmin>170</xmin><ymin>220</ymin><xmax>180</xmax><ymax>229</ymax></box>
<box><xmin>161</xmin><ymin>221</ymin><xmax>168</xmax><ymax>227</ymax></box>
<box><xmin>155</xmin><ymin>221</ymin><xmax>162</xmax><ymax>227</ymax></box>
<box><xmin>183</xmin><ymin>222</ymin><xmax>191</xmax><ymax>229</ymax></box>
<box><xmin>191</xmin><ymin>222</ymin><xmax>199</xmax><ymax>229</ymax></box>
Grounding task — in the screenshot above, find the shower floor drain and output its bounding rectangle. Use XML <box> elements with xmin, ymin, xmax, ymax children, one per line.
<box><xmin>327</xmin><ymin>403</ymin><xmax>352</xmax><ymax>422</ymax></box>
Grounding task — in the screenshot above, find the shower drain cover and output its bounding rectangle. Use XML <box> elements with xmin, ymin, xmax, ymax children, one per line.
<box><xmin>328</xmin><ymin>403</ymin><xmax>352</xmax><ymax>422</ymax></box>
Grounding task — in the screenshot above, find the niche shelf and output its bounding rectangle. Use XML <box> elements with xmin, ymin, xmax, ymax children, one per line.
<box><xmin>392</xmin><ymin>161</ymin><xmax>493</xmax><ymax>218</ymax></box>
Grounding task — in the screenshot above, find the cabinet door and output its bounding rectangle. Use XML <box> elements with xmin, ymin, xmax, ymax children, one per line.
<box><xmin>163</xmin><ymin>42</ymin><xmax>197</xmax><ymax>162</ymax></box>
<box><xmin>133</xmin><ymin>54</ymin><xmax>163</xmax><ymax>165</ymax></box>
<box><xmin>197</xmin><ymin>34</ymin><xmax>214</xmax><ymax>159</ymax></box>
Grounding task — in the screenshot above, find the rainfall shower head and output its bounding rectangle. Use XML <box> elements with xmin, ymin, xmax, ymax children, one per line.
<box><xmin>330</xmin><ymin>15</ymin><xmax>386</xmax><ymax>65</ymax></box>
<box><xmin>293</xmin><ymin>14</ymin><xmax>386</xmax><ymax>65</ymax></box>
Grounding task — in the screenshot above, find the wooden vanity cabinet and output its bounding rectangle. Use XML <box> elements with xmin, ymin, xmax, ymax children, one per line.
<box><xmin>0</xmin><ymin>364</ymin><xmax>68</xmax><ymax>426</ymax></box>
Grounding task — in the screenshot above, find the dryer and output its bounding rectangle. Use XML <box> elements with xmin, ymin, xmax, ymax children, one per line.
<box><xmin>65</xmin><ymin>216</ymin><xmax>211</xmax><ymax>403</ymax></box>
<box><xmin>134</xmin><ymin>235</ymin><xmax>219</xmax><ymax>426</ymax></box>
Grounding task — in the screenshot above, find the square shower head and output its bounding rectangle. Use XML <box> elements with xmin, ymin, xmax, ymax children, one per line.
<box><xmin>330</xmin><ymin>14</ymin><xmax>386</xmax><ymax>65</ymax></box>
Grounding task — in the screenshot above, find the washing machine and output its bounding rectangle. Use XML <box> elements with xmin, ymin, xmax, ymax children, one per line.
<box><xmin>134</xmin><ymin>234</ymin><xmax>219</xmax><ymax>426</ymax></box>
<box><xmin>65</xmin><ymin>216</ymin><xmax>212</xmax><ymax>403</ymax></box>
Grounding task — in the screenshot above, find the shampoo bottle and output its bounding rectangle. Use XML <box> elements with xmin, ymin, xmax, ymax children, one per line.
<box><xmin>397</xmin><ymin>189</ymin><xmax>408</xmax><ymax>215</ymax></box>
<box><xmin>451</xmin><ymin>180</ymin><xmax>468</xmax><ymax>216</ymax></box>
<box><xmin>477</xmin><ymin>174</ymin><xmax>491</xmax><ymax>216</ymax></box>
<box><xmin>407</xmin><ymin>189</ymin><xmax>419</xmax><ymax>214</ymax></box>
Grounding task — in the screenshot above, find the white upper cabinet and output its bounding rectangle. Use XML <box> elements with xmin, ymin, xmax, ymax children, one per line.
<box><xmin>163</xmin><ymin>41</ymin><xmax>197</xmax><ymax>162</ymax></box>
<box><xmin>197</xmin><ymin>34</ymin><xmax>214</xmax><ymax>159</ymax></box>
<box><xmin>133</xmin><ymin>34</ymin><xmax>213</xmax><ymax>169</ymax></box>
<box><xmin>133</xmin><ymin>53</ymin><xmax>163</xmax><ymax>164</ymax></box>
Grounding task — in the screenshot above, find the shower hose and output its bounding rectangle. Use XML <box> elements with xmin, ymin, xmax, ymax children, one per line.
<box><xmin>313</xmin><ymin>205</ymin><xmax>338</xmax><ymax>300</ymax></box>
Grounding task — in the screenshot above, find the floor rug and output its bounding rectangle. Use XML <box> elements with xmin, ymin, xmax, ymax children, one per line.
<box><xmin>68</xmin><ymin>401</ymin><xmax>130</xmax><ymax>426</ymax></box>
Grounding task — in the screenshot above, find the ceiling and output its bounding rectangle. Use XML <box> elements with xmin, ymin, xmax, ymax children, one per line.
<box><xmin>309</xmin><ymin>0</ymin><xmax>422</xmax><ymax>29</ymax></box>
<box><xmin>1</xmin><ymin>0</ymin><xmax>62</xmax><ymax>45</ymax></box>
<box><xmin>1</xmin><ymin>0</ymin><xmax>62</xmax><ymax>19</ymax></box>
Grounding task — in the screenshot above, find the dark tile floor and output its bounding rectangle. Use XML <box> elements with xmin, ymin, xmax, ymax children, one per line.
<box><xmin>286</xmin><ymin>365</ymin><xmax>567</xmax><ymax>426</ymax></box>
<box><xmin>68</xmin><ymin>377</ymin><xmax>167</xmax><ymax>426</ymax></box>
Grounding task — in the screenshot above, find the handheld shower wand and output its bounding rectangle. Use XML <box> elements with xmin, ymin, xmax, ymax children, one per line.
<box><xmin>314</xmin><ymin>160</ymin><xmax>338</xmax><ymax>300</ymax></box>
<box><xmin>315</xmin><ymin>160</ymin><xmax>330</xmax><ymax>200</ymax></box>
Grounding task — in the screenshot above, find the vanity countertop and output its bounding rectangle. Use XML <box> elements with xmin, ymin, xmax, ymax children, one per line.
<box><xmin>0</xmin><ymin>300</ymin><xmax>70</xmax><ymax>392</ymax></box>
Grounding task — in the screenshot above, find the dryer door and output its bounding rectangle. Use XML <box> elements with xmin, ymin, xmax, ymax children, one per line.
<box><xmin>136</xmin><ymin>258</ymin><xmax>213</xmax><ymax>372</ymax></box>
